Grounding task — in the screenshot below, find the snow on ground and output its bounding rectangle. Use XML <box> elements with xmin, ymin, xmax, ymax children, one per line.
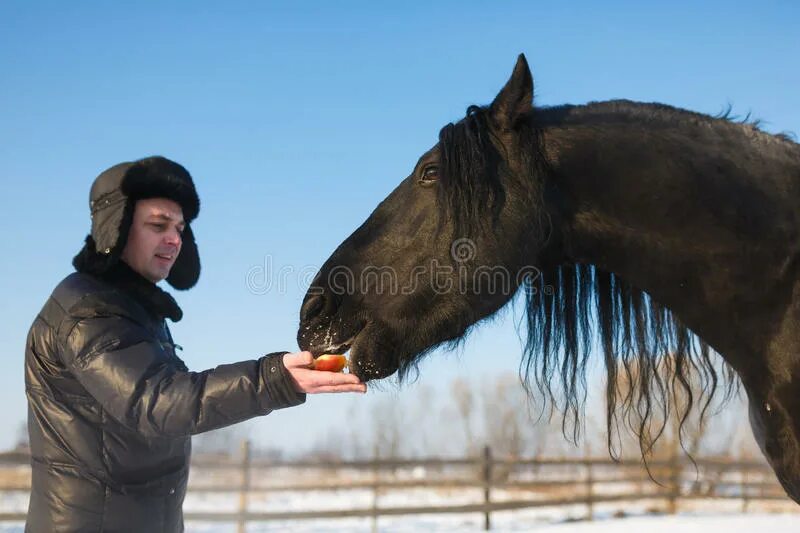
<box><xmin>1</xmin><ymin>510</ymin><xmax>797</xmax><ymax>532</ymax></box>
<box><xmin>185</xmin><ymin>512</ymin><xmax>799</xmax><ymax>532</ymax></box>
<box><xmin>2</xmin><ymin>481</ymin><xmax>797</xmax><ymax>531</ymax></box>
<box><xmin>524</xmin><ymin>513</ymin><xmax>798</xmax><ymax>532</ymax></box>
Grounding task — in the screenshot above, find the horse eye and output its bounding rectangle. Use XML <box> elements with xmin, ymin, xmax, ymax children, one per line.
<box><xmin>420</xmin><ymin>165</ymin><xmax>439</xmax><ymax>185</ymax></box>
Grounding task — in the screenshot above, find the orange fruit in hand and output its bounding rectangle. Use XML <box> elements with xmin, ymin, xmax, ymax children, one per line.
<box><xmin>312</xmin><ymin>354</ymin><xmax>348</xmax><ymax>372</ymax></box>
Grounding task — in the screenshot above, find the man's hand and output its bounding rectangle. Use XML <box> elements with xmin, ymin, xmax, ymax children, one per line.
<box><xmin>283</xmin><ymin>351</ymin><xmax>367</xmax><ymax>394</ymax></box>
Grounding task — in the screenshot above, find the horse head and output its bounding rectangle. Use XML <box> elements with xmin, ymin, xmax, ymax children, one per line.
<box><xmin>297</xmin><ymin>55</ymin><xmax>549</xmax><ymax>382</ymax></box>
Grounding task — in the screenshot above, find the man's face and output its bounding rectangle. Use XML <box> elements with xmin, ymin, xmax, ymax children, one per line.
<box><xmin>121</xmin><ymin>198</ymin><xmax>185</xmax><ymax>283</ymax></box>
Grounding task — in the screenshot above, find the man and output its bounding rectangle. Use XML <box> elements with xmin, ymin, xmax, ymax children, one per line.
<box><xmin>24</xmin><ymin>156</ymin><xmax>366</xmax><ymax>532</ymax></box>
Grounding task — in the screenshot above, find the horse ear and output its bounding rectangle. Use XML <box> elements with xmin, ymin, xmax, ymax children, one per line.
<box><xmin>489</xmin><ymin>53</ymin><xmax>533</xmax><ymax>130</ymax></box>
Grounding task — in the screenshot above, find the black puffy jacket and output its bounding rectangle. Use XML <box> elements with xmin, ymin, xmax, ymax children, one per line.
<box><xmin>24</xmin><ymin>264</ymin><xmax>304</xmax><ymax>532</ymax></box>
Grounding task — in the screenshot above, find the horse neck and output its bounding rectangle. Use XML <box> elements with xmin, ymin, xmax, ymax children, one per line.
<box><xmin>537</xmin><ymin>104</ymin><xmax>800</xmax><ymax>362</ymax></box>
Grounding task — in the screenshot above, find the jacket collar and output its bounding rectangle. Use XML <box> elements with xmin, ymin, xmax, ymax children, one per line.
<box><xmin>99</xmin><ymin>261</ymin><xmax>183</xmax><ymax>322</ymax></box>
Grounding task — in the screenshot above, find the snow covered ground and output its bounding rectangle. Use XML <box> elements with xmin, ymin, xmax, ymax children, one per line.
<box><xmin>2</xmin><ymin>469</ymin><xmax>796</xmax><ymax>531</ymax></box>
<box><xmin>170</xmin><ymin>512</ymin><xmax>800</xmax><ymax>532</ymax></box>
<box><xmin>521</xmin><ymin>514</ymin><xmax>798</xmax><ymax>532</ymax></box>
<box><xmin>2</xmin><ymin>505</ymin><xmax>797</xmax><ymax>532</ymax></box>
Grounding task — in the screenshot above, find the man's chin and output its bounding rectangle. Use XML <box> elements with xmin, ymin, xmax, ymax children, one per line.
<box><xmin>121</xmin><ymin>258</ymin><xmax>171</xmax><ymax>284</ymax></box>
<box><xmin>144</xmin><ymin>266</ymin><xmax>171</xmax><ymax>284</ymax></box>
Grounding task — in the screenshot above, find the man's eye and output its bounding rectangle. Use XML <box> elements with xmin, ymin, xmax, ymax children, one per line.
<box><xmin>150</xmin><ymin>223</ymin><xmax>166</xmax><ymax>231</ymax></box>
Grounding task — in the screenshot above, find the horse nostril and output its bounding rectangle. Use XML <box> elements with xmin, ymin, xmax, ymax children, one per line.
<box><xmin>300</xmin><ymin>293</ymin><xmax>325</xmax><ymax>322</ymax></box>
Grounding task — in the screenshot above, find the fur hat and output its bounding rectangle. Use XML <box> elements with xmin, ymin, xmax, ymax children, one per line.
<box><xmin>72</xmin><ymin>156</ymin><xmax>201</xmax><ymax>290</ymax></box>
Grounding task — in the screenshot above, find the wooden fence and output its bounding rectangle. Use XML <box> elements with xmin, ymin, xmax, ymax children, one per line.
<box><xmin>0</xmin><ymin>443</ymin><xmax>795</xmax><ymax>531</ymax></box>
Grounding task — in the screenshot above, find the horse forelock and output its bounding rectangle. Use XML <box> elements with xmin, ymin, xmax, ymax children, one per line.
<box><xmin>438</xmin><ymin>104</ymin><xmax>552</xmax><ymax>238</ymax></box>
<box><xmin>438</xmin><ymin>105</ymin><xmax>505</xmax><ymax>236</ymax></box>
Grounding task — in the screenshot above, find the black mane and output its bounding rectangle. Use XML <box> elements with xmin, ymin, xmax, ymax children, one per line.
<box><xmin>437</xmin><ymin>102</ymin><xmax>739</xmax><ymax>460</ymax></box>
<box><xmin>537</xmin><ymin>100</ymin><xmax>798</xmax><ymax>146</ymax></box>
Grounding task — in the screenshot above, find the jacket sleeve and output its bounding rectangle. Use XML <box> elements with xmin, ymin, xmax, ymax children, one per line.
<box><xmin>59</xmin><ymin>313</ymin><xmax>305</xmax><ymax>439</ymax></box>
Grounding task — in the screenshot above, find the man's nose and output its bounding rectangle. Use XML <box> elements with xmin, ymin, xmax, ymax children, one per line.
<box><xmin>164</xmin><ymin>229</ymin><xmax>182</xmax><ymax>247</ymax></box>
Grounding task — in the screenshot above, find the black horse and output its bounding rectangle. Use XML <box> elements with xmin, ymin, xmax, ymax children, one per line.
<box><xmin>297</xmin><ymin>54</ymin><xmax>800</xmax><ymax>502</ymax></box>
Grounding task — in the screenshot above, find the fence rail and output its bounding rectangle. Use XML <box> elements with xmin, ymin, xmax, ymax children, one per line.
<box><xmin>1</xmin><ymin>442</ymin><xmax>795</xmax><ymax>530</ymax></box>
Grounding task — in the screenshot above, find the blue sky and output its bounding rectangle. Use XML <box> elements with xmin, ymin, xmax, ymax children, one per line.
<box><xmin>1</xmin><ymin>2</ymin><xmax>798</xmax><ymax>454</ymax></box>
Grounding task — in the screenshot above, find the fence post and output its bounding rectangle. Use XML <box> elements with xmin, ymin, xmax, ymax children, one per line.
<box><xmin>371</xmin><ymin>444</ymin><xmax>379</xmax><ymax>533</ymax></box>
<box><xmin>584</xmin><ymin>447</ymin><xmax>594</xmax><ymax>521</ymax></box>
<box><xmin>668</xmin><ymin>451</ymin><xmax>679</xmax><ymax>515</ymax></box>
<box><xmin>237</xmin><ymin>439</ymin><xmax>251</xmax><ymax>533</ymax></box>
<box><xmin>482</xmin><ymin>445</ymin><xmax>492</xmax><ymax>531</ymax></box>
<box><xmin>583</xmin><ymin>435</ymin><xmax>594</xmax><ymax>522</ymax></box>
<box><xmin>741</xmin><ymin>465</ymin><xmax>749</xmax><ymax>513</ymax></box>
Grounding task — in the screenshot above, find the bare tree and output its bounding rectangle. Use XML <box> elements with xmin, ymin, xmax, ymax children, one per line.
<box><xmin>372</xmin><ymin>396</ymin><xmax>405</xmax><ymax>460</ymax></box>
<box><xmin>15</xmin><ymin>421</ymin><xmax>29</xmax><ymax>451</ymax></box>
<box><xmin>343</xmin><ymin>400</ymin><xmax>369</xmax><ymax>461</ymax></box>
<box><xmin>408</xmin><ymin>384</ymin><xmax>436</xmax><ymax>457</ymax></box>
<box><xmin>307</xmin><ymin>426</ymin><xmax>346</xmax><ymax>462</ymax></box>
<box><xmin>481</xmin><ymin>373</ymin><xmax>537</xmax><ymax>459</ymax></box>
<box><xmin>451</xmin><ymin>378</ymin><xmax>477</xmax><ymax>455</ymax></box>
<box><xmin>607</xmin><ymin>351</ymin><xmax>738</xmax><ymax>461</ymax></box>
<box><xmin>193</xmin><ymin>424</ymin><xmax>250</xmax><ymax>457</ymax></box>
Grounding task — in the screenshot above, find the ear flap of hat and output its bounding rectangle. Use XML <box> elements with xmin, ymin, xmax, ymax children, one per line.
<box><xmin>166</xmin><ymin>224</ymin><xmax>200</xmax><ymax>290</ymax></box>
<box><xmin>73</xmin><ymin>234</ymin><xmax>119</xmax><ymax>276</ymax></box>
<box><xmin>91</xmin><ymin>190</ymin><xmax>129</xmax><ymax>257</ymax></box>
<box><xmin>74</xmin><ymin>198</ymin><xmax>135</xmax><ymax>277</ymax></box>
